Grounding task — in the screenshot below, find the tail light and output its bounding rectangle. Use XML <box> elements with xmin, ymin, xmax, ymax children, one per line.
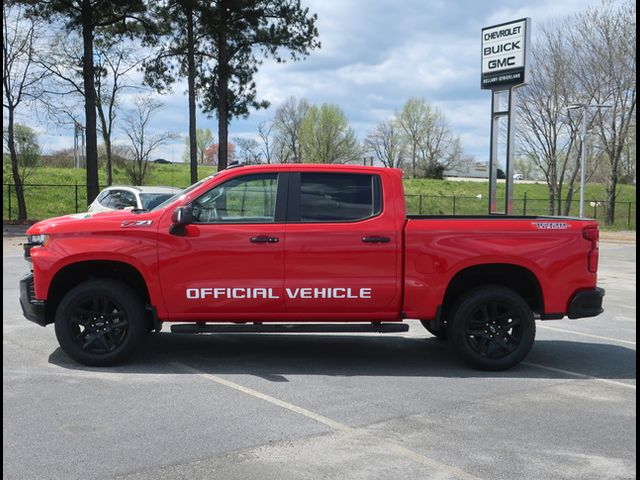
<box><xmin>582</xmin><ymin>226</ymin><xmax>599</xmax><ymax>273</ymax></box>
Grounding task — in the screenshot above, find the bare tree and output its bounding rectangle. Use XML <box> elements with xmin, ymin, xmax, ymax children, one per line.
<box><xmin>257</xmin><ymin>120</ymin><xmax>275</xmax><ymax>164</ymax></box>
<box><xmin>122</xmin><ymin>96</ymin><xmax>177</xmax><ymax>185</ymax></box>
<box><xmin>2</xmin><ymin>4</ymin><xmax>47</xmax><ymax>220</ymax></box>
<box><xmin>272</xmin><ymin>96</ymin><xmax>309</xmax><ymax>163</ymax></box>
<box><xmin>417</xmin><ymin>109</ymin><xmax>463</xmax><ymax>177</ymax></box>
<box><xmin>364</xmin><ymin>119</ymin><xmax>405</xmax><ymax>168</ymax></box>
<box><xmin>17</xmin><ymin>0</ymin><xmax>148</xmax><ymax>205</ymax></box>
<box><xmin>518</xmin><ymin>3</ymin><xmax>636</xmax><ymax>221</ymax></box>
<box><xmin>570</xmin><ymin>0</ymin><xmax>636</xmax><ymax>224</ymax></box>
<box><xmin>517</xmin><ymin>20</ymin><xmax>580</xmax><ymax>215</ymax></box>
<box><xmin>40</xmin><ymin>31</ymin><xmax>145</xmax><ymax>186</ymax></box>
<box><xmin>233</xmin><ymin>137</ymin><xmax>262</xmax><ymax>164</ymax></box>
<box><xmin>37</xmin><ymin>31</ymin><xmax>85</xmax><ymax>129</ymax></box>
<box><xmin>95</xmin><ymin>39</ymin><xmax>146</xmax><ymax>186</ymax></box>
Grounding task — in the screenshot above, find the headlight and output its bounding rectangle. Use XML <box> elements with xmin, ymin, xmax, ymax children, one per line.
<box><xmin>24</xmin><ymin>234</ymin><xmax>49</xmax><ymax>262</ymax></box>
<box><xmin>27</xmin><ymin>234</ymin><xmax>48</xmax><ymax>245</ymax></box>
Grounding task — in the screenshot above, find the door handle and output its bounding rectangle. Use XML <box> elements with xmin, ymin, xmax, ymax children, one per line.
<box><xmin>250</xmin><ymin>236</ymin><xmax>279</xmax><ymax>243</ymax></box>
<box><xmin>362</xmin><ymin>236</ymin><xmax>391</xmax><ymax>243</ymax></box>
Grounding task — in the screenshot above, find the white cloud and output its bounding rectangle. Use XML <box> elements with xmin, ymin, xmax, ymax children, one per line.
<box><xmin>21</xmin><ymin>0</ymin><xmax>612</xmax><ymax>163</ymax></box>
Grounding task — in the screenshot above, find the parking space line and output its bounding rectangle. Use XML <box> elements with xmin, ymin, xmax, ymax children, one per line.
<box><xmin>538</xmin><ymin>324</ymin><xmax>636</xmax><ymax>346</ymax></box>
<box><xmin>172</xmin><ymin>362</ymin><xmax>484</xmax><ymax>480</ymax></box>
<box><xmin>523</xmin><ymin>362</ymin><xmax>636</xmax><ymax>390</ymax></box>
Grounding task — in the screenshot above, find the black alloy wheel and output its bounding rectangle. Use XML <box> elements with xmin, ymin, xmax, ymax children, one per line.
<box><xmin>55</xmin><ymin>280</ymin><xmax>146</xmax><ymax>366</ymax></box>
<box><xmin>448</xmin><ymin>286</ymin><xmax>535</xmax><ymax>370</ymax></box>
<box><xmin>68</xmin><ymin>295</ymin><xmax>129</xmax><ymax>354</ymax></box>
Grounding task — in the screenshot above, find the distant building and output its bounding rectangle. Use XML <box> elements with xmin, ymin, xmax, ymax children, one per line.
<box><xmin>445</xmin><ymin>161</ymin><xmax>489</xmax><ymax>179</ymax></box>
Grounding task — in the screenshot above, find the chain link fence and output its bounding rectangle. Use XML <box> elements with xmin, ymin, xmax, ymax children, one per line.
<box><xmin>405</xmin><ymin>193</ymin><xmax>635</xmax><ymax>229</ymax></box>
<box><xmin>3</xmin><ymin>183</ymin><xmax>636</xmax><ymax>229</ymax></box>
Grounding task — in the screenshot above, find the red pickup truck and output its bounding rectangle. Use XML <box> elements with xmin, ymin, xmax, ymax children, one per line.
<box><xmin>21</xmin><ymin>164</ymin><xmax>604</xmax><ymax>370</ymax></box>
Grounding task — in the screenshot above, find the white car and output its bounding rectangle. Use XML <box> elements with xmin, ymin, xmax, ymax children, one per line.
<box><xmin>88</xmin><ymin>185</ymin><xmax>183</xmax><ymax>213</ymax></box>
<box><xmin>513</xmin><ymin>174</ymin><xmax>524</xmax><ymax>180</ymax></box>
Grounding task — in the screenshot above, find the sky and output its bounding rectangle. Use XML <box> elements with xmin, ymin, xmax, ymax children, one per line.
<box><xmin>26</xmin><ymin>0</ymin><xmax>607</xmax><ymax>164</ymax></box>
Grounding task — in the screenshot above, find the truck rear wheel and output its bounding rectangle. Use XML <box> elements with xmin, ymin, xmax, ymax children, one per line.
<box><xmin>54</xmin><ymin>280</ymin><xmax>146</xmax><ymax>366</ymax></box>
<box><xmin>447</xmin><ymin>286</ymin><xmax>535</xmax><ymax>371</ymax></box>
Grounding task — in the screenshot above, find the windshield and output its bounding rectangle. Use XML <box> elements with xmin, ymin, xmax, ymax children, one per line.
<box><xmin>149</xmin><ymin>174</ymin><xmax>217</xmax><ymax>211</ymax></box>
<box><xmin>139</xmin><ymin>193</ymin><xmax>177</xmax><ymax>210</ymax></box>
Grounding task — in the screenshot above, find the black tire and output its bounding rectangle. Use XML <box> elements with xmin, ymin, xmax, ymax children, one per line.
<box><xmin>420</xmin><ymin>320</ymin><xmax>448</xmax><ymax>340</ymax></box>
<box><xmin>447</xmin><ymin>286</ymin><xmax>535</xmax><ymax>371</ymax></box>
<box><xmin>54</xmin><ymin>280</ymin><xmax>146</xmax><ymax>366</ymax></box>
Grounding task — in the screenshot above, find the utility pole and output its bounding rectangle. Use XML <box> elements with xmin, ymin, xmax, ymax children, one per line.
<box><xmin>567</xmin><ymin>103</ymin><xmax>611</xmax><ymax>217</ymax></box>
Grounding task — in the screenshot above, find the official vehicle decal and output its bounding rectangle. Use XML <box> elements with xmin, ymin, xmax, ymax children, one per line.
<box><xmin>532</xmin><ymin>222</ymin><xmax>569</xmax><ymax>230</ymax></box>
<box><xmin>186</xmin><ymin>287</ymin><xmax>373</xmax><ymax>300</ymax></box>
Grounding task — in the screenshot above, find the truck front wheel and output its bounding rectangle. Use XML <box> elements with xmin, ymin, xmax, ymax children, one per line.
<box><xmin>447</xmin><ymin>286</ymin><xmax>535</xmax><ymax>371</ymax></box>
<box><xmin>54</xmin><ymin>280</ymin><xmax>146</xmax><ymax>366</ymax></box>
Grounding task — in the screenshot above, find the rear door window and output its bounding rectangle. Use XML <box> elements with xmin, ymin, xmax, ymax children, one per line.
<box><xmin>296</xmin><ymin>173</ymin><xmax>381</xmax><ymax>222</ymax></box>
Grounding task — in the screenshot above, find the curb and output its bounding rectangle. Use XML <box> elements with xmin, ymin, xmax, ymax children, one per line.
<box><xmin>3</xmin><ymin>225</ymin><xmax>29</xmax><ymax>238</ymax></box>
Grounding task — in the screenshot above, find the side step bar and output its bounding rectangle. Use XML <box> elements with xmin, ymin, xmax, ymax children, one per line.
<box><xmin>171</xmin><ymin>322</ymin><xmax>409</xmax><ymax>334</ymax></box>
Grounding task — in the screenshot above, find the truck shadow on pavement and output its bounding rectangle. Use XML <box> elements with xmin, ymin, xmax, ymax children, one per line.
<box><xmin>48</xmin><ymin>333</ymin><xmax>637</xmax><ymax>382</ymax></box>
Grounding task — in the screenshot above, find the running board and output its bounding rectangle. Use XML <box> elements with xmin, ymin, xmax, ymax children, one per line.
<box><xmin>171</xmin><ymin>323</ymin><xmax>409</xmax><ymax>334</ymax></box>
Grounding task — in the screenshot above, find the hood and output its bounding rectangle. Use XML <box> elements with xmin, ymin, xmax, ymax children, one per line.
<box><xmin>26</xmin><ymin>209</ymin><xmax>159</xmax><ymax>236</ymax></box>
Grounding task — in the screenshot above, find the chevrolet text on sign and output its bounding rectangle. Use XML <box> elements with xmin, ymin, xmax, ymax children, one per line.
<box><xmin>481</xmin><ymin>18</ymin><xmax>530</xmax><ymax>89</ymax></box>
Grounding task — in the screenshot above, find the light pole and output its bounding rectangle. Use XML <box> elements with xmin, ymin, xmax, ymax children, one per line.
<box><xmin>567</xmin><ymin>103</ymin><xmax>611</xmax><ymax>217</ymax></box>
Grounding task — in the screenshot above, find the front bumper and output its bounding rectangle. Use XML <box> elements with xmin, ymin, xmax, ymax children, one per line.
<box><xmin>567</xmin><ymin>287</ymin><xmax>605</xmax><ymax>319</ymax></box>
<box><xmin>20</xmin><ymin>274</ymin><xmax>48</xmax><ymax>326</ymax></box>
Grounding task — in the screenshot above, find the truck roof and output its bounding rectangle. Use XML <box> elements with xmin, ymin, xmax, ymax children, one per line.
<box><xmin>223</xmin><ymin>163</ymin><xmax>400</xmax><ymax>174</ymax></box>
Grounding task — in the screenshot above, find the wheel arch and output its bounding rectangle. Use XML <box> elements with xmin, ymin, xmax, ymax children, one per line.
<box><xmin>442</xmin><ymin>263</ymin><xmax>543</xmax><ymax>320</ymax></box>
<box><xmin>46</xmin><ymin>260</ymin><xmax>151</xmax><ymax>324</ymax></box>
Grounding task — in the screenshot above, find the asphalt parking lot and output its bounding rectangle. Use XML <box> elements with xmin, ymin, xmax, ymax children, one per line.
<box><xmin>3</xmin><ymin>235</ymin><xmax>636</xmax><ymax>480</ymax></box>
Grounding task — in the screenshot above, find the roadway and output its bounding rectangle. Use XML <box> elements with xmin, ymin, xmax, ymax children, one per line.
<box><xmin>3</xmin><ymin>236</ymin><xmax>636</xmax><ymax>480</ymax></box>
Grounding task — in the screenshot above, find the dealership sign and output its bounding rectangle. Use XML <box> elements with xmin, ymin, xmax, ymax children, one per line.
<box><xmin>481</xmin><ymin>18</ymin><xmax>530</xmax><ymax>89</ymax></box>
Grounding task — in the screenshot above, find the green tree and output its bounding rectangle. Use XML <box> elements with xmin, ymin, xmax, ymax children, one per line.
<box><xmin>3</xmin><ymin>124</ymin><xmax>41</xmax><ymax>218</ymax></box>
<box><xmin>397</xmin><ymin>98</ymin><xmax>429</xmax><ymax>177</ymax></box>
<box><xmin>298</xmin><ymin>104</ymin><xmax>361</xmax><ymax>164</ymax></box>
<box><xmin>182</xmin><ymin>128</ymin><xmax>215</xmax><ymax>164</ymax></box>
<box><xmin>398</xmin><ymin>98</ymin><xmax>462</xmax><ymax>178</ymax></box>
<box><xmin>198</xmin><ymin>0</ymin><xmax>320</xmax><ymax>170</ymax></box>
<box><xmin>17</xmin><ymin>0</ymin><xmax>147</xmax><ymax>204</ymax></box>
<box><xmin>13</xmin><ymin>125</ymin><xmax>41</xmax><ymax>168</ymax></box>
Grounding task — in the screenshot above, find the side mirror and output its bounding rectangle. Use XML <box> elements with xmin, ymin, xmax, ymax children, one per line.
<box><xmin>171</xmin><ymin>205</ymin><xmax>194</xmax><ymax>225</ymax></box>
<box><xmin>170</xmin><ymin>206</ymin><xmax>194</xmax><ymax>236</ymax></box>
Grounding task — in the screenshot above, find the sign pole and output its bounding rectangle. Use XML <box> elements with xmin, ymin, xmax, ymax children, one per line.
<box><xmin>579</xmin><ymin>106</ymin><xmax>587</xmax><ymax>218</ymax></box>
<box><xmin>488</xmin><ymin>88</ymin><xmax>517</xmax><ymax>214</ymax></box>
<box><xmin>505</xmin><ymin>87</ymin><xmax>516</xmax><ymax>214</ymax></box>
<box><xmin>482</xmin><ymin>18</ymin><xmax>530</xmax><ymax>215</ymax></box>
